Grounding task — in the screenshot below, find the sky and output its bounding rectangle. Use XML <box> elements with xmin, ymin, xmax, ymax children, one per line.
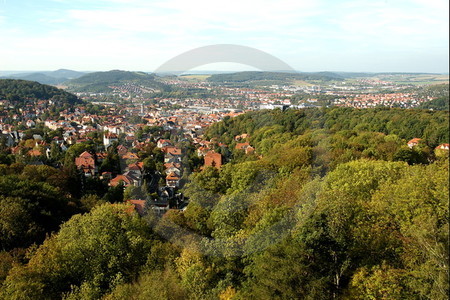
<box><xmin>0</xmin><ymin>0</ymin><xmax>448</xmax><ymax>73</ymax></box>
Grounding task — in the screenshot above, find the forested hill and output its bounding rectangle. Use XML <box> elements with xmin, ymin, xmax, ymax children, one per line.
<box><xmin>65</xmin><ymin>70</ymin><xmax>166</xmax><ymax>93</ymax></box>
<box><xmin>206</xmin><ymin>107</ymin><xmax>449</xmax><ymax>147</ymax></box>
<box><xmin>0</xmin><ymin>79</ymin><xmax>80</xmax><ymax>105</ymax></box>
<box><xmin>207</xmin><ymin>71</ymin><xmax>343</xmax><ymax>83</ymax></box>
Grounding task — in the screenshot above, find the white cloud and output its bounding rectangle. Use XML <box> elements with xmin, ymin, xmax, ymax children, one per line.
<box><xmin>0</xmin><ymin>0</ymin><xmax>448</xmax><ymax>72</ymax></box>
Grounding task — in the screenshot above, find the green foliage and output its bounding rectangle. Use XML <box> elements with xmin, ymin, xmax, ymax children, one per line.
<box><xmin>240</xmin><ymin>236</ymin><xmax>333</xmax><ymax>299</ymax></box>
<box><xmin>1</xmin><ymin>204</ymin><xmax>154</xmax><ymax>299</ymax></box>
<box><xmin>103</xmin><ymin>182</ymin><xmax>124</xmax><ymax>203</ymax></box>
<box><xmin>0</xmin><ymin>107</ymin><xmax>448</xmax><ymax>299</ymax></box>
<box><xmin>100</xmin><ymin>149</ymin><xmax>121</xmax><ymax>175</ymax></box>
<box><xmin>368</xmin><ymin>162</ymin><xmax>449</xmax><ymax>299</ymax></box>
<box><xmin>0</xmin><ymin>79</ymin><xmax>80</xmax><ymax>105</ymax></box>
<box><xmin>348</xmin><ymin>264</ymin><xmax>411</xmax><ymax>299</ymax></box>
<box><xmin>206</xmin><ymin>107</ymin><xmax>449</xmax><ymax>148</ymax></box>
<box><xmin>80</xmin><ymin>194</ymin><xmax>106</xmax><ymax>212</ymax></box>
<box><xmin>123</xmin><ymin>185</ymin><xmax>147</xmax><ymax>201</ymax></box>
<box><xmin>0</xmin><ymin>175</ymin><xmax>73</xmax><ymax>250</ymax></box>
<box><xmin>0</xmin><ymin>197</ymin><xmax>39</xmax><ymax>251</ymax></box>
<box><xmin>210</xmin><ymin>193</ymin><xmax>250</xmax><ymax>239</ymax></box>
<box><xmin>188</xmin><ymin>166</ymin><xmax>223</xmax><ymax>193</ymax></box>
<box><xmin>105</xmin><ymin>267</ymin><xmax>187</xmax><ymax>300</ymax></box>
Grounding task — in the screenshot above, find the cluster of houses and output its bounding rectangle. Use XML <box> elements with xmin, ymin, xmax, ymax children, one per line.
<box><xmin>333</xmin><ymin>93</ymin><xmax>435</xmax><ymax>109</ymax></box>
<box><xmin>72</xmin><ymin>135</ymin><xmax>186</xmax><ymax>216</ymax></box>
<box><xmin>157</xmin><ymin>139</ymin><xmax>183</xmax><ymax>188</ymax></box>
<box><xmin>407</xmin><ymin>138</ymin><xmax>449</xmax><ymax>152</ymax></box>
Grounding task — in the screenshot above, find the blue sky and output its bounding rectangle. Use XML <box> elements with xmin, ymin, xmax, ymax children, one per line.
<box><xmin>0</xmin><ymin>0</ymin><xmax>448</xmax><ymax>73</ymax></box>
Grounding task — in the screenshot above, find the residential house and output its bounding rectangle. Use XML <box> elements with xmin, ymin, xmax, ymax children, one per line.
<box><xmin>28</xmin><ymin>149</ymin><xmax>42</xmax><ymax>157</ymax></box>
<box><xmin>162</xmin><ymin>146</ymin><xmax>182</xmax><ymax>156</ymax></box>
<box><xmin>166</xmin><ymin>172</ymin><xmax>181</xmax><ymax>188</ymax></box>
<box><xmin>122</xmin><ymin>152</ymin><xmax>139</xmax><ymax>160</ymax></box>
<box><xmin>75</xmin><ymin>151</ymin><xmax>97</xmax><ymax>177</ymax></box>
<box><xmin>123</xmin><ymin>171</ymin><xmax>141</xmax><ymax>187</ymax></box>
<box><xmin>436</xmin><ymin>143</ymin><xmax>449</xmax><ymax>150</ymax></box>
<box><xmin>204</xmin><ymin>151</ymin><xmax>222</xmax><ymax>169</ymax></box>
<box><xmin>157</xmin><ymin>139</ymin><xmax>171</xmax><ymax>148</ymax></box>
<box><xmin>164</xmin><ymin>151</ymin><xmax>182</xmax><ymax>163</ymax></box>
<box><xmin>234</xmin><ymin>133</ymin><xmax>249</xmax><ymax>141</ymax></box>
<box><xmin>96</xmin><ymin>152</ymin><xmax>107</xmax><ymax>164</ymax></box>
<box><xmin>245</xmin><ymin>146</ymin><xmax>255</xmax><ymax>155</ymax></box>
<box><xmin>127</xmin><ymin>200</ymin><xmax>147</xmax><ymax>216</ymax></box>
<box><xmin>128</xmin><ymin>162</ymin><xmax>144</xmax><ymax>177</ymax></box>
<box><xmin>165</xmin><ymin>165</ymin><xmax>181</xmax><ymax>177</ymax></box>
<box><xmin>104</xmin><ymin>132</ymin><xmax>118</xmax><ymax>148</ymax></box>
<box><xmin>101</xmin><ymin>172</ymin><xmax>112</xmax><ymax>180</ymax></box>
<box><xmin>116</xmin><ymin>144</ymin><xmax>127</xmax><ymax>156</ymax></box>
<box><xmin>164</xmin><ymin>162</ymin><xmax>181</xmax><ymax>170</ymax></box>
<box><xmin>407</xmin><ymin>138</ymin><xmax>422</xmax><ymax>148</ymax></box>
<box><xmin>236</xmin><ymin>142</ymin><xmax>251</xmax><ymax>151</ymax></box>
<box><xmin>26</xmin><ymin>120</ymin><xmax>36</xmax><ymax>128</ymax></box>
<box><xmin>147</xmin><ymin>186</ymin><xmax>174</xmax><ymax>215</ymax></box>
<box><xmin>0</xmin><ymin>133</ymin><xmax>15</xmax><ymax>147</ymax></box>
<box><xmin>197</xmin><ymin>146</ymin><xmax>209</xmax><ymax>156</ymax></box>
<box><xmin>109</xmin><ymin>174</ymin><xmax>134</xmax><ymax>187</ymax></box>
<box><xmin>435</xmin><ymin>143</ymin><xmax>449</xmax><ymax>158</ymax></box>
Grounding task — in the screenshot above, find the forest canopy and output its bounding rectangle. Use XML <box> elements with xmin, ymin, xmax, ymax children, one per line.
<box><xmin>0</xmin><ymin>106</ymin><xmax>448</xmax><ymax>299</ymax></box>
<box><xmin>0</xmin><ymin>79</ymin><xmax>80</xmax><ymax>105</ymax></box>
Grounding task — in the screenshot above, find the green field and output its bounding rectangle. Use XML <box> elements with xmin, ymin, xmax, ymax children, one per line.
<box><xmin>375</xmin><ymin>74</ymin><xmax>449</xmax><ymax>85</ymax></box>
<box><xmin>179</xmin><ymin>74</ymin><xmax>211</xmax><ymax>82</ymax></box>
<box><xmin>292</xmin><ymin>79</ymin><xmax>315</xmax><ymax>86</ymax></box>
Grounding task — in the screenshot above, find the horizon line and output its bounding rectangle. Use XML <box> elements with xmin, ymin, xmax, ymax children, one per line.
<box><xmin>1</xmin><ymin>69</ymin><xmax>449</xmax><ymax>76</ymax></box>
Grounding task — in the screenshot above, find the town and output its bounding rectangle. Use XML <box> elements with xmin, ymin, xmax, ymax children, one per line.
<box><xmin>0</xmin><ymin>71</ymin><xmax>448</xmax><ymax>217</ymax></box>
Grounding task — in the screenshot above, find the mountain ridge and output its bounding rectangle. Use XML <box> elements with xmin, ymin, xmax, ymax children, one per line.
<box><xmin>0</xmin><ymin>69</ymin><xmax>86</xmax><ymax>85</ymax></box>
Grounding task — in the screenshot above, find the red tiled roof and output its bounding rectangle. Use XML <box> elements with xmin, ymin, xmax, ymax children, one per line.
<box><xmin>28</xmin><ymin>149</ymin><xmax>42</xmax><ymax>156</ymax></box>
<box><xmin>128</xmin><ymin>200</ymin><xmax>146</xmax><ymax>216</ymax></box>
<box><xmin>407</xmin><ymin>138</ymin><xmax>422</xmax><ymax>145</ymax></box>
<box><xmin>79</xmin><ymin>151</ymin><xmax>93</xmax><ymax>158</ymax></box>
<box><xmin>75</xmin><ymin>151</ymin><xmax>95</xmax><ymax>170</ymax></box>
<box><xmin>166</xmin><ymin>172</ymin><xmax>180</xmax><ymax>180</ymax></box>
<box><xmin>204</xmin><ymin>151</ymin><xmax>222</xmax><ymax>169</ymax></box>
<box><xmin>122</xmin><ymin>152</ymin><xmax>139</xmax><ymax>160</ymax></box>
<box><xmin>436</xmin><ymin>143</ymin><xmax>449</xmax><ymax>150</ymax></box>
<box><xmin>110</xmin><ymin>174</ymin><xmax>133</xmax><ymax>187</ymax></box>
<box><xmin>236</xmin><ymin>142</ymin><xmax>250</xmax><ymax>150</ymax></box>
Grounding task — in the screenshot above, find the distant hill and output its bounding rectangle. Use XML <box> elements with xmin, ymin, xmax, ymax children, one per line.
<box><xmin>0</xmin><ymin>69</ymin><xmax>86</xmax><ymax>85</ymax></box>
<box><xmin>65</xmin><ymin>70</ymin><xmax>166</xmax><ymax>93</ymax></box>
<box><xmin>0</xmin><ymin>79</ymin><xmax>81</xmax><ymax>105</ymax></box>
<box><xmin>206</xmin><ymin>71</ymin><xmax>343</xmax><ymax>85</ymax></box>
<box><xmin>48</xmin><ymin>69</ymin><xmax>86</xmax><ymax>79</ymax></box>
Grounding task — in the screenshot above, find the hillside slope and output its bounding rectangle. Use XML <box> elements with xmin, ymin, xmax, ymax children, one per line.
<box><xmin>65</xmin><ymin>70</ymin><xmax>166</xmax><ymax>93</ymax></box>
<box><xmin>0</xmin><ymin>79</ymin><xmax>81</xmax><ymax>105</ymax></box>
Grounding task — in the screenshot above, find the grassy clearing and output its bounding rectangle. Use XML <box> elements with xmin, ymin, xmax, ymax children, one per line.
<box><xmin>179</xmin><ymin>74</ymin><xmax>211</xmax><ymax>82</ymax></box>
<box><xmin>292</xmin><ymin>80</ymin><xmax>315</xmax><ymax>86</ymax></box>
